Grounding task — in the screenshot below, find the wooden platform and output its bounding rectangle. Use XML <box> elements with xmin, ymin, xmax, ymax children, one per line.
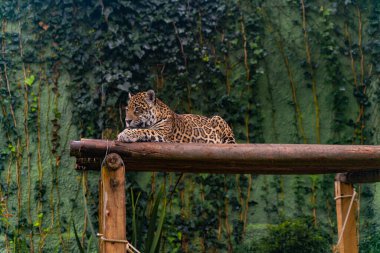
<box><xmin>70</xmin><ymin>139</ymin><xmax>380</xmax><ymax>174</ymax></box>
<box><xmin>70</xmin><ymin>139</ymin><xmax>379</xmax><ymax>253</ymax></box>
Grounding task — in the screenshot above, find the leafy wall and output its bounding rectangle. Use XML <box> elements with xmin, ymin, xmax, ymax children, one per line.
<box><xmin>0</xmin><ymin>0</ymin><xmax>380</xmax><ymax>252</ymax></box>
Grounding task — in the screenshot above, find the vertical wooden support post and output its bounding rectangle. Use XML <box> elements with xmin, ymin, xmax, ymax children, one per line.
<box><xmin>334</xmin><ymin>176</ymin><xmax>358</xmax><ymax>253</ymax></box>
<box><xmin>99</xmin><ymin>153</ymin><xmax>126</xmax><ymax>253</ymax></box>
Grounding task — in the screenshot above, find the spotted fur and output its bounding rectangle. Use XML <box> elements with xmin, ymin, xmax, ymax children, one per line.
<box><xmin>117</xmin><ymin>90</ymin><xmax>235</xmax><ymax>144</ymax></box>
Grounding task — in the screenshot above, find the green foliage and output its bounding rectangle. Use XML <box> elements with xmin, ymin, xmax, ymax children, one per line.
<box><xmin>0</xmin><ymin>198</ymin><xmax>11</xmax><ymax>240</ymax></box>
<box><xmin>0</xmin><ymin>199</ymin><xmax>30</xmax><ymax>253</ymax></box>
<box><xmin>25</xmin><ymin>75</ymin><xmax>35</xmax><ymax>86</ymax></box>
<box><xmin>0</xmin><ymin>0</ymin><xmax>380</xmax><ymax>252</ymax></box>
<box><xmin>129</xmin><ymin>187</ymin><xmax>166</xmax><ymax>253</ymax></box>
<box><xmin>360</xmin><ymin>225</ymin><xmax>380</xmax><ymax>253</ymax></box>
<box><xmin>238</xmin><ymin>218</ymin><xmax>330</xmax><ymax>253</ymax></box>
<box><xmin>72</xmin><ymin>219</ymin><xmax>85</xmax><ymax>253</ymax></box>
<box><xmin>146</xmin><ymin>187</ymin><xmax>167</xmax><ymax>253</ymax></box>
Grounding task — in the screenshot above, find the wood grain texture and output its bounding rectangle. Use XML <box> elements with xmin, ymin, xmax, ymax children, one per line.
<box><xmin>99</xmin><ymin>153</ymin><xmax>126</xmax><ymax>253</ymax></box>
<box><xmin>70</xmin><ymin>139</ymin><xmax>380</xmax><ymax>174</ymax></box>
<box><xmin>334</xmin><ymin>182</ymin><xmax>358</xmax><ymax>253</ymax></box>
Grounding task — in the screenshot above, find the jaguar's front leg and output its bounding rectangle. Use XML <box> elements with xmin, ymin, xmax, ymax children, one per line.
<box><xmin>117</xmin><ymin>129</ymin><xmax>167</xmax><ymax>143</ymax></box>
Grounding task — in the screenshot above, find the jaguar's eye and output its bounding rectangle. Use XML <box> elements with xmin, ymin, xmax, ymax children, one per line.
<box><xmin>134</xmin><ymin>107</ymin><xmax>142</xmax><ymax>114</ymax></box>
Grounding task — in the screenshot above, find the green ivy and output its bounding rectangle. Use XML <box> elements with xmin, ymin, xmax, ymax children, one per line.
<box><xmin>240</xmin><ymin>218</ymin><xmax>330</xmax><ymax>253</ymax></box>
<box><xmin>1</xmin><ymin>0</ymin><xmax>380</xmax><ymax>252</ymax></box>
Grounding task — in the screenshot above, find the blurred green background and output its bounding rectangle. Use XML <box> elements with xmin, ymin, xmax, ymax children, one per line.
<box><xmin>0</xmin><ymin>0</ymin><xmax>379</xmax><ymax>252</ymax></box>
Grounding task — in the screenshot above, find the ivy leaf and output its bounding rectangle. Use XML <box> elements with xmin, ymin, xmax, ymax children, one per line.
<box><xmin>117</xmin><ymin>82</ymin><xmax>131</xmax><ymax>92</ymax></box>
<box><xmin>103</xmin><ymin>7</ymin><xmax>113</xmax><ymax>20</ymax></box>
<box><xmin>376</xmin><ymin>64</ymin><xmax>380</xmax><ymax>74</ymax></box>
<box><xmin>8</xmin><ymin>144</ymin><xmax>16</xmax><ymax>153</ymax></box>
<box><xmin>25</xmin><ymin>75</ymin><xmax>35</xmax><ymax>86</ymax></box>
<box><xmin>344</xmin><ymin>0</ymin><xmax>352</xmax><ymax>5</ymax></box>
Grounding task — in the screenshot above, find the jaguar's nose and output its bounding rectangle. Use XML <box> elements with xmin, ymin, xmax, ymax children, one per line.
<box><xmin>126</xmin><ymin>119</ymin><xmax>132</xmax><ymax>127</ymax></box>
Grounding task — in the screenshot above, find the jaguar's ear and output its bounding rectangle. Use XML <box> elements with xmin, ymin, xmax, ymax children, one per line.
<box><xmin>128</xmin><ymin>92</ymin><xmax>132</xmax><ymax>99</ymax></box>
<box><xmin>146</xmin><ymin>90</ymin><xmax>156</xmax><ymax>105</ymax></box>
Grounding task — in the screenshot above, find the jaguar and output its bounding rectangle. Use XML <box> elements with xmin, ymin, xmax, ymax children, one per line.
<box><xmin>117</xmin><ymin>90</ymin><xmax>235</xmax><ymax>144</ymax></box>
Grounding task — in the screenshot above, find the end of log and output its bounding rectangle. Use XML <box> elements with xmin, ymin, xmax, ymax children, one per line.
<box><xmin>336</xmin><ymin>170</ymin><xmax>380</xmax><ymax>184</ymax></box>
<box><xmin>105</xmin><ymin>153</ymin><xmax>123</xmax><ymax>171</ymax></box>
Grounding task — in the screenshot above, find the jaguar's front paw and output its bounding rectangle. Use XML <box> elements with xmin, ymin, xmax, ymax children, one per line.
<box><xmin>117</xmin><ymin>130</ymin><xmax>138</xmax><ymax>143</ymax></box>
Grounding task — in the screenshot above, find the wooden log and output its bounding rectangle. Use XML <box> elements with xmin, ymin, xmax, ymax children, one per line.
<box><xmin>99</xmin><ymin>153</ymin><xmax>126</xmax><ymax>253</ymax></box>
<box><xmin>334</xmin><ymin>181</ymin><xmax>358</xmax><ymax>253</ymax></box>
<box><xmin>335</xmin><ymin>170</ymin><xmax>380</xmax><ymax>183</ymax></box>
<box><xmin>70</xmin><ymin>139</ymin><xmax>380</xmax><ymax>174</ymax></box>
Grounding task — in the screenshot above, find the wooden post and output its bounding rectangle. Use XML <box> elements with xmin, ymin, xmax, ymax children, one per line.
<box><xmin>334</xmin><ymin>178</ymin><xmax>358</xmax><ymax>253</ymax></box>
<box><xmin>99</xmin><ymin>153</ymin><xmax>126</xmax><ymax>253</ymax></box>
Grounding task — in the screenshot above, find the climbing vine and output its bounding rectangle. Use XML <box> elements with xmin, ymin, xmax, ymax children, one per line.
<box><xmin>0</xmin><ymin>0</ymin><xmax>380</xmax><ymax>252</ymax></box>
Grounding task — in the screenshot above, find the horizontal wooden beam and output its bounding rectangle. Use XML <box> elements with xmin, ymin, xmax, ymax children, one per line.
<box><xmin>69</xmin><ymin>139</ymin><xmax>380</xmax><ymax>175</ymax></box>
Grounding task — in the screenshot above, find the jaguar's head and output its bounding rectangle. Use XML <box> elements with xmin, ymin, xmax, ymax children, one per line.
<box><xmin>124</xmin><ymin>90</ymin><xmax>158</xmax><ymax>129</ymax></box>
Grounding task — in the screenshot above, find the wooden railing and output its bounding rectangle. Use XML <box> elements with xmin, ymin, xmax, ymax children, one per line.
<box><xmin>70</xmin><ymin>139</ymin><xmax>380</xmax><ymax>253</ymax></box>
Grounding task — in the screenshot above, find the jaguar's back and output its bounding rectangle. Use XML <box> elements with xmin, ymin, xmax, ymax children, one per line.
<box><xmin>170</xmin><ymin>114</ymin><xmax>235</xmax><ymax>143</ymax></box>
